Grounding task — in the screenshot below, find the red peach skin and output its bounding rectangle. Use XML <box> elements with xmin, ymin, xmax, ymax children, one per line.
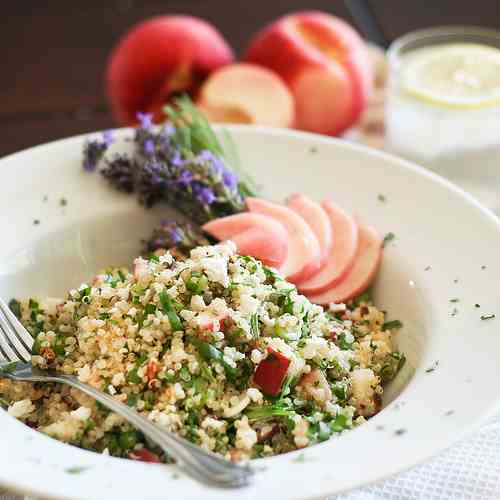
<box><xmin>197</xmin><ymin>63</ymin><xmax>295</xmax><ymax>128</ymax></box>
<box><xmin>307</xmin><ymin>223</ymin><xmax>382</xmax><ymax>305</ymax></box>
<box><xmin>287</xmin><ymin>193</ymin><xmax>332</xmax><ymax>271</ymax></box>
<box><xmin>245</xmin><ymin>11</ymin><xmax>372</xmax><ymax>135</ymax></box>
<box><xmin>246</xmin><ymin>197</ymin><xmax>321</xmax><ymax>283</ymax></box>
<box><xmin>106</xmin><ymin>16</ymin><xmax>234</xmax><ymax>125</ymax></box>
<box><xmin>202</xmin><ymin>213</ymin><xmax>288</xmax><ymax>268</ymax></box>
<box><xmin>298</xmin><ymin>200</ymin><xmax>359</xmax><ymax>295</ymax></box>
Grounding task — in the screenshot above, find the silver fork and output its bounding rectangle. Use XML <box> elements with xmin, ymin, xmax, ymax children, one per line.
<box><xmin>0</xmin><ymin>297</ymin><xmax>255</xmax><ymax>488</ymax></box>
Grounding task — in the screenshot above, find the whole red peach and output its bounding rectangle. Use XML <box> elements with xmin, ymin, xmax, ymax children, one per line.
<box><xmin>245</xmin><ymin>11</ymin><xmax>372</xmax><ymax>136</ymax></box>
<box><xmin>106</xmin><ymin>16</ymin><xmax>234</xmax><ymax>125</ymax></box>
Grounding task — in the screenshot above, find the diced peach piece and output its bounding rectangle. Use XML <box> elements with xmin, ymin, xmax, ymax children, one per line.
<box><xmin>287</xmin><ymin>193</ymin><xmax>332</xmax><ymax>270</ymax></box>
<box><xmin>202</xmin><ymin>213</ymin><xmax>288</xmax><ymax>268</ymax></box>
<box><xmin>298</xmin><ymin>368</ymin><xmax>332</xmax><ymax>403</ymax></box>
<box><xmin>244</xmin><ymin>11</ymin><xmax>372</xmax><ymax>135</ymax></box>
<box><xmin>298</xmin><ymin>200</ymin><xmax>358</xmax><ymax>295</ymax></box>
<box><xmin>246</xmin><ymin>197</ymin><xmax>321</xmax><ymax>283</ymax></box>
<box><xmin>307</xmin><ymin>223</ymin><xmax>381</xmax><ymax>304</ymax></box>
<box><xmin>197</xmin><ymin>63</ymin><xmax>295</xmax><ymax>128</ymax></box>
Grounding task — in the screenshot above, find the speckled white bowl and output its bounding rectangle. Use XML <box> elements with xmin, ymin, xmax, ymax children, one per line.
<box><xmin>1</xmin><ymin>126</ymin><xmax>499</xmax><ymax>500</ymax></box>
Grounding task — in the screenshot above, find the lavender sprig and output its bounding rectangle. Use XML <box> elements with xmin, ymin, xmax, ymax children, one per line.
<box><xmin>83</xmin><ymin>96</ymin><xmax>257</xmax><ymax>226</ymax></box>
<box><xmin>144</xmin><ymin>220</ymin><xmax>210</xmax><ymax>255</ymax></box>
<box><xmin>82</xmin><ymin>130</ymin><xmax>114</xmax><ymax>171</ymax></box>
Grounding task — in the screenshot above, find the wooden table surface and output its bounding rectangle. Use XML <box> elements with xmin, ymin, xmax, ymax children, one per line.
<box><xmin>2</xmin><ymin>0</ymin><xmax>499</xmax><ymax>157</ymax></box>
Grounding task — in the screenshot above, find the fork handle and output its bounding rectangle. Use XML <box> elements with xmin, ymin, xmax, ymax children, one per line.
<box><xmin>49</xmin><ymin>374</ymin><xmax>252</xmax><ymax>488</ymax></box>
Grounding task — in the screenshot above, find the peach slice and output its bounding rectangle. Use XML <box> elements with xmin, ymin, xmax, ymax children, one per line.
<box><xmin>246</xmin><ymin>197</ymin><xmax>321</xmax><ymax>282</ymax></box>
<box><xmin>307</xmin><ymin>223</ymin><xmax>382</xmax><ymax>305</ymax></box>
<box><xmin>197</xmin><ymin>63</ymin><xmax>295</xmax><ymax>128</ymax></box>
<box><xmin>202</xmin><ymin>213</ymin><xmax>288</xmax><ymax>268</ymax></box>
<box><xmin>287</xmin><ymin>193</ymin><xmax>332</xmax><ymax>268</ymax></box>
<box><xmin>298</xmin><ymin>200</ymin><xmax>358</xmax><ymax>295</ymax></box>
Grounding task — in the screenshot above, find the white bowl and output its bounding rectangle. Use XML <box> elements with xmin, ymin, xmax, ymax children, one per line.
<box><xmin>1</xmin><ymin>126</ymin><xmax>499</xmax><ymax>500</ymax></box>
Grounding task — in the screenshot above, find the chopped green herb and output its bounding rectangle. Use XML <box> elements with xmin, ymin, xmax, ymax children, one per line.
<box><xmin>330</xmin><ymin>413</ymin><xmax>349</xmax><ymax>433</ymax></box>
<box><xmin>292</xmin><ymin>452</ymin><xmax>308</xmax><ymax>463</ymax></box>
<box><xmin>309</xmin><ymin>146</ymin><xmax>318</xmax><ymax>154</ymax></box>
<box><xmin>480</xmin><ymin>314</ymin><xmax>495</xmax><ymax>320</ymax></box>
<box><xmin>451</xmin><ymin>307</ymin><xmax>458</xmax><ymax>317</ymax></box>
<box><xmin>0</xmin><ymin>361</ymin><xmax>18</xmax><ymax>374</ymax></box>
<box><xmin>337</xmin><ymin>332</ymin><xmax>353</xmax><ymax>350</ymax></box>
<box><xmin>60</xmin><ymin>197</ymin><xmax>68</xmax><ymax>207</ymax></box>
<box><xmin>382</xmin><ymin>232</ymin><xmax>395</xmax><ymax>248</ymax></box>
<box><xmin>449</xmin><ymin>298</ymin><xmax>459</xmax><ymax>303</ymax></box>
<box><xmin>191</xmin><ymin>338</ymin><xmax>237</xmax><ymax>380</ymax></box>
<box><xmin>250</xmin><ymin>313</ymin><xmax>260</xmax><ymax>339</ymax></box>
<box><xmin>377</xmin><ymin>194</ymin><xmax>386</xmax><ymax>202</ymax></box>
<box><xmin>8</xmin><ymin>299</ymin><xmax>22</xmax><ymax>319</ymax></box>
<box><xmin>382</xmin><ymin>319</ymin><xmax>403</xmax><ymax>331</ymax></box>
<box><xmin>126</xmin><ymin>368</ymin><xmax>143</xmax><ymax>384</ymax></box>
<box><xmin>159</xmin><ymin>291</ymin><xmax>183</xmax><ymax>331</ymax></box>
<box><xmin>65</xmin><ymin>466</ymin><xmax>90</xmax><ymax>474</ymax></box>
<box><xmin>127</xmin><ymin>393</ymin><xmax>139</xmax><ymax>407</ymax></box>
<box><xmin>144</xmin><ymin>303</ymin><xmax>157</xmax><ymax>316</ymax></box>
<box><xmin>149</xmin><ymin>253</ymin><xmax>160</xmax><ymax>263</ymax></box>
<box><xmin>246</xmin><ymin>402</ymin><xmax>295</xmax><ymax>421</ymax></box>
<box><xmin>425</xmin><ymin>361</ymin><xmax>439</xmax><ymax>373</ymax></box>
<box><xmin>475</xmin><ymin>303</ymin><xmax>481</xmax><ymax>308</ymax></box>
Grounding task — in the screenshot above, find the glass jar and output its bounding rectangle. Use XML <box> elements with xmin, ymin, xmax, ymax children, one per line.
<box><xmin>385</xmin><ymin>26</ymin><xmax>500</xmax><ymax>212</ymax></box>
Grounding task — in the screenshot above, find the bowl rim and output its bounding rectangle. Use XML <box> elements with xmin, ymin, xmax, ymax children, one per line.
<box><xmin>1</xmin><ymin>124</ymin><xmax>500</xmax><ymax>500</ymax></box>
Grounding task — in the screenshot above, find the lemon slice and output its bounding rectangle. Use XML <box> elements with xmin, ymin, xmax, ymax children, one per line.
<box><xmin>401</xmin><ymin>43</ymin><xmax>500</xmax><ymax>108</ymax></box>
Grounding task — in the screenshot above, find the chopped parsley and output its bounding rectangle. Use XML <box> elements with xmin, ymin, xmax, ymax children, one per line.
<box><xmin>382</xmin><ymin>319</ymin><xmax>403</xmax><ymax>331</ymax></box>
<box><xmin>382</xmin><ymin>232</ymin><xmax>395</xmax><ymax>248</ymax></box>
<box><xmin>65</xmin><ymin>466</ymin><xmax>90</xmax><ymax>474</ymax></box>
<box><xmin>449</xmin><ymin>298</ymin><xmax>459</xmax><ymax>303</ymax></box>
<box><xmin>377</xmin><ymin>194</ymin><xmax>386</xmax><ymax>202</ymax></box>
<box><xmin>480</xmin><ymin>314</ymin><xmax>495</xmax><ymax>320</ymax></box>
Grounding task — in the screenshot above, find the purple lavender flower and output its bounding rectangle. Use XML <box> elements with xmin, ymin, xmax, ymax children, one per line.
<box><xmin>82</xmin><ymin>138</ymin><xmax>109</xmax><ymax>172</ymax></box>
<box><xmin>100</xmin><ymin>155</ymin><xmax>136</xmax><ymax>192</ymax></box>
<box><xmin>136</xmin><ymin>112</ymin><xmax>153</xmax><ymax>130</ymax></box>
<box><xmin>144</xmin><ymin>139</ymin><xmax>155</xmax><ymax>155</ymax></box>
<box><xmin>193</xmin><ymin>183</ymin><xmax>216</xmax><ymax>205</ymax></box>
<box><xmin>222</xmin><ymin>169</ymin><xmax>238</xmax><ymax>190</ymax></box>
<box><xmin>170</xmin><ymin>150</ymin><xmax>185</xmax><ymax>169</ymax></box>
<box><xmin>102</xmin><ymin>130</ymin><xmax>115</xmax><ymax>146</ymax></box>
<box><xmin>144</xmin><ymin>220</ymin><xmax>210</xmax><ymax>254</ymax></box>
<box><xmin>176</xmin><ymin>169</ymin><xmax>193</xmax><ymax>187</ymax></box>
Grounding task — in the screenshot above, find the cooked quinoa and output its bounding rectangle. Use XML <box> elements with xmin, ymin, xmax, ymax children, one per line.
<box><xmin>0</xmin><ymin>242</ymin><xmax>404</xmax><ymax>462</ymax></box>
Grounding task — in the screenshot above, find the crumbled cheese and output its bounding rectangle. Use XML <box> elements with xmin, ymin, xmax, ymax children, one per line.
<box><xmin>8</xmin><ymin>399</ymin><xmax>35</xmax><ymax>419</ymax></box>
<box><xmin>70</xmin><ymin>406</ymin><xmax>91</xmax><ymax>421</ymax></box>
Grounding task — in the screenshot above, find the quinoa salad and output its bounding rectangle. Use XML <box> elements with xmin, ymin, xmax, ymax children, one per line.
<box><xmin>0</xmin><ymin>242</ymin><xmax>405</xmax><ymax>462</ymax></box>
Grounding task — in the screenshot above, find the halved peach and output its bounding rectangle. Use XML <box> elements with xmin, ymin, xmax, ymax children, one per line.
<box><xmin>298</xmin><ymin>200</ymin><xmax>358</xmax><ymax>295</ymax></box>
<box><xmin>246</xmin><ymin>197</ymin><xmax>321</xmax><ymax>282</ymax></box>
<box><xmin>202</xmin><ymin>213</ymin><xmax>288</xmax><ymax>268</ymax></box>
<box><xmin>244</xmin><ymin>11</ymin><xmax>372</xmax><ymax>135</ymax></box>
<box><xmin>197</xmin><ymin>63</ymin><xmax>295</xmax><ymax>128</ymax></box>
<box><xmin>307</xmin><ymin>223</ymin><xmax>381</xmax><ymax>305</ymax></box>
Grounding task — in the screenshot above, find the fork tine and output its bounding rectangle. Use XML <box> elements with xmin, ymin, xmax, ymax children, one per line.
<box><xmin>0</xmin><ymin>298</ymin><xmax>34</xmax><ymax>350</ymax></box>
<box><xmin>0</xmin><ymin>323</ymin><xmax>21</xmax><ymax>362</ymax></box>
<box><xmin>0</xmin><ymin>319</ymin><xmax>31</xmax><ymax>362</ymax></box>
